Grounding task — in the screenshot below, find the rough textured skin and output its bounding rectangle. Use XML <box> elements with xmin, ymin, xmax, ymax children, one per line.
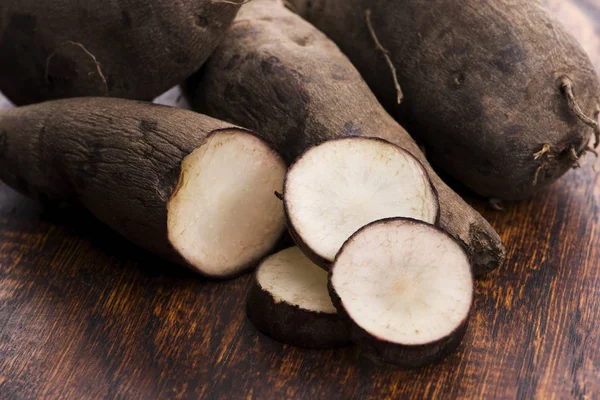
<box><xmin>246</xmin><ymin>277</ymin><xmax>352</xmax><ymax>349</ymax></box>
<box><xmin>289</xmin><ymin>0</ymin><xmax>600</xmax><ymax>200</ymax></box>
<box><xmin>329</xmin><ymin>218</ymin><xmax>472</xmax><ymax>368</ymax></box>
<box><xmin>191</xmin><ymin>0</ymin><xmax>505</xmax><ymax>276</ymax></box>
<box><xmin>0</xmin><ymin>0</ymin><xmax>241</xmax><ymax>105</ymax></box>
<box><xmin>0</xmin><ymin>98</ymin><xmax>244</xmax><ymax>266</ymax></box>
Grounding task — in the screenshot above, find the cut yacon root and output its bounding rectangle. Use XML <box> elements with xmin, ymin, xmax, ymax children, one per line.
<box><xmin>284</xmin><ymin>137</ymin><xmax>439</xmax><ymax>267</ymax></box>
<box><xmin>247</xmin><ymin>247</ymin><xmax>352</xmax><ymax>349</ymax></box>
<box><xmin>168</xmin><ymin>130</ymin><xmax>287</xmax><ymax>278</ymax></box>
<box><xmin>330</xmin><ymin>218</ymin><xmax>473</xmax><ymax>368</ymax></box>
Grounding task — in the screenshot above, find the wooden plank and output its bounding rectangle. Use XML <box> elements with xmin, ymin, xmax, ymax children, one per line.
<box><xmin>1</xmin><ymin>1</ymin><xmax>599</xmax><ymax>398</ymax></box>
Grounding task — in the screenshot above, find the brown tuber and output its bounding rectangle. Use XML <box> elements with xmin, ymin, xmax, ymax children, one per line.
<box><xmin>0</xmin><ymin>0</ymin><xmax>243</xmax><ymax>105</ymax></box>
<box><xmin>289</xmin><ymin>0</ymin><xmax>600</xmax><ymax>200</ymax></box>
<box><xmin>0</xmin><ymin>98</ymin><xmax>287</xmax><ymax>278</ymax></box>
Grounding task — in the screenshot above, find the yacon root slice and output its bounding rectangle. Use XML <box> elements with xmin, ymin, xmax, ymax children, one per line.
<box><xmin>284</xmin><ymin>137</ymin><xmax>439</xmax><ymax>267</ymax></box>
<box><xmin>330</xmin><ymin>218</ymin><xmax>473</xmax><ymax>368</ymax></box>
<box><xmin>246</xmin><ymin>247</ymin><xmax>352</xmax><ymax>348</ymax></box>
<box><xmin>168</xmin><ymin>130</ymin><xmax>287</xmax><ymax>278</ymax></box>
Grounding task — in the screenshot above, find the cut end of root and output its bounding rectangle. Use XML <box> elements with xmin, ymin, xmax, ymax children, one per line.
<box><xmin>331</xmin><ymin>218</ymin><xmax>473</xmax><ymax>366</ymax></box>
<box><xmin>284</xmin><ymin>137</ymin><xmax>439</xmax><ymax>264</ymax></box>
<box><xmin>167</xmin><ymin>130</ymin><xmax>287</xmax><ymax>278</ymax></box>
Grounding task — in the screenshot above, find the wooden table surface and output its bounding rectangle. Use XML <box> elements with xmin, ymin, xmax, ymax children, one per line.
<box><xmin>1</xmin><ymin>2</ymin><xmax>600</xmax><ymax>399</ymax></box>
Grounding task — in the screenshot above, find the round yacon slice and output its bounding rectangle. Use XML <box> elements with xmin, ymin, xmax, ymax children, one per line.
<box><xmin>330</xmin><ymin>218</ymin><xmax>473</xmax><ymax>368</ymax></box>
<box><xmin>247</xmin><ymin>247</ymin><xmax>352</xmax><ymax>349</ymax></box>
<box><xmin>284</xmin><ymin>137</ymin><xmax>439</xmax><ymax>268</ymax></box>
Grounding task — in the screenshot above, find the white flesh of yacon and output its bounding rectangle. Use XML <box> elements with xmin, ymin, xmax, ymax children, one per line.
<box><xmin>332</xmin><ymin>220</ymin><xmax>473</xmax><ymax>345</ymax></box>
<box><xmin>285</xmin><ymin>138</ymin><xmax>438</xmax><ymax>262</ymax></box>
<box><xmin>168</xmin><ymin>130</ymin><xmax>287</xmax><ymax>276</ymax></box>
<box><xmin>257</xmin><ymin>247</ymin><xmax>336</xmax><ymax>314</ymax></box>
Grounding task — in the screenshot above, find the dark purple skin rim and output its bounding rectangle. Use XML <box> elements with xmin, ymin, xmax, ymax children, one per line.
<box><xmin>285</xmin><ymin>215</ymin><xmax>332</xmax><ymax>270</ymax></box>
<box><xmin>167</xmin><ymin>127</ymin><xmax>289</xmax><ymax>279</ymax></box>
<box><xmin>328</xmin><ymin>217</ymin><xmax>474</xmax><ymax>368</ymax></box>
<box><xmin>283</xmin><ymin>136</ymin><xmax>441</xmax><ymax>270</ymax></box>
<box><xmin>246</xmin><ymin>273</ymin><xmax>353</xmax><ymax>349</ymax></box>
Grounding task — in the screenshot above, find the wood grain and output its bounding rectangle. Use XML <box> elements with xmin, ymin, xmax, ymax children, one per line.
<box><xmin>1</xmin><ymin>1</ymin><xmax>600</xmax><ymax>399</ymax></box>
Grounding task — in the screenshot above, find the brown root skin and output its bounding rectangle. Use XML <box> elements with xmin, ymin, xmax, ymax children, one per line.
<box><xmin>247</xmin><ymin>277</ymin><xmax>352</xmax><ymax>349</ymax></box>
<box><xmin>191</xmin><ymin>0</ymin><xmax>505</xmax><ymax>276</ymax></box>
<box><xmin>328</xmin><ymin>218</ymin><xmax>473</xmax><ymax>368</ymax></box>
<box><xmin>364</xmin><ymin>9</ymin><xmax>403</xmax><ymax>104</ymax></box>
<box><xmin>0</xmin><ymin>98</ymin><xmax>284</xmax><ymax>278</ymax></box>
<box><xmin>0</xmin><ymin>0</ymin><xmax>242</xmax><ymax>105</ymax></box>
<box><xmin>44</xmin><ymin>41</ymin><xmax>109</xmax><ymax>95</ymax></box>
<box><xmin>289</xmin><ymin>0</ymin><xmax>600</xmax><ymax>200</ymax></box>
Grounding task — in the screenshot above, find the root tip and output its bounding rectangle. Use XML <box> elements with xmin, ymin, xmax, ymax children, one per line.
<box><xmin>365</xmin><ymin>9</ymin><xmax>403</xmax><ymax>105</ymax></box>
